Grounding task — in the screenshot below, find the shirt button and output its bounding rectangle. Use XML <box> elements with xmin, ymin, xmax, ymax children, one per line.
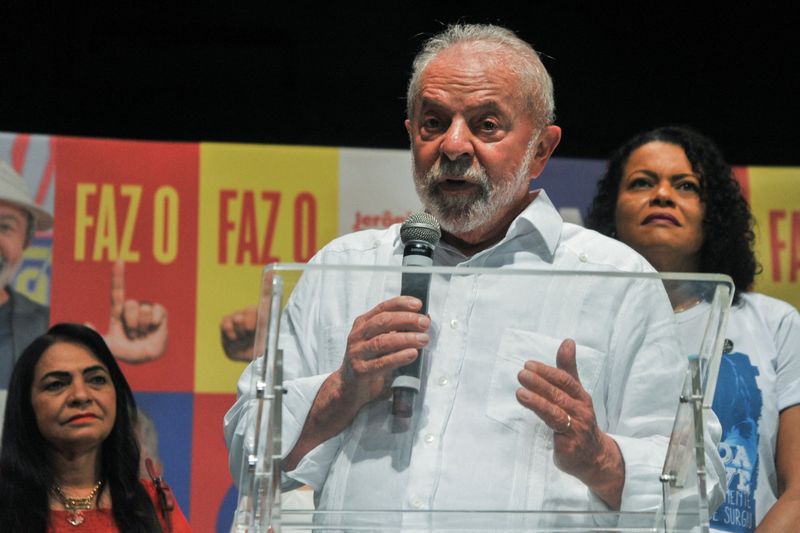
<box><xmin>424</xmin><ymin>434</ymin><xmax>435</xmax><ymax>444</ymax></box>
<box><xmin>438</xmin><ymin>376</ymin><xmax>448</xmax><ymax>386</ymax></box>
<box><xmin>579</xmin><ymin>253</ymin><xmax>588</xmax><ymax>263</ymax></box>
<box><xmin>450</xmin><ymin>319</ymin><xmax>459</xmax><ymax>329</ymax></box>
<box><xmin>410</xmin><ymin>497</ymin><xmax>423</xmax><ymax>509</ymax></box>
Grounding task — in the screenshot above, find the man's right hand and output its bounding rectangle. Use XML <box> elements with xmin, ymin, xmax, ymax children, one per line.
<box><xmin>338</xmin><ymin>295</ymin><xmax>431</xmax><ymax>409</ymax></box>
<box><xmin>283</xmin><ymin>295</ymin><xmax>430</xmax><ymax>471</ymax></box>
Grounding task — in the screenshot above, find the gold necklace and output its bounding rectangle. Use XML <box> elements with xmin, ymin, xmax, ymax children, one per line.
<box><xmin>53</xmin><ymin>480</ymin><xmax>103</xmax><ymax>527</ymax></box>
<box><xmin>672</xmin><ymin>296</ymin><xmax>703</xmax><ymax>313</ymax></box>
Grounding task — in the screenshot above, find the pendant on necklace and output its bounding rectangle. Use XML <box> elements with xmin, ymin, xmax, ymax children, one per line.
<box><xmin>54</xmin><ymin>479</ymin><xmax>103</xmax><ymax>527</ymax></box>
<box><xmin>67</xmin><ymin>510</ymin><xmax>85</xmax><ymax>526</ymax></box>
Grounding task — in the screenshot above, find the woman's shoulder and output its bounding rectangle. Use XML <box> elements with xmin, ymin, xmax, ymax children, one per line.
<box><xmin>737</xmin><ymin>292</ymin><xmax>799</xmax><ymax>321</ymax></box>
<box><xmin>733</xmin><ymin>293</ymin><xmax>800</xmax><ymax>352</ymax></box>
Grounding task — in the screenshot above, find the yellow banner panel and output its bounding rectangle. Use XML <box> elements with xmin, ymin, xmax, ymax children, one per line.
<box><xmin>747</xmin><ymin>166</ymin><xmax>800</xmax><ymax>309</ymax></box>
<box><xmin>196</xmin><ymin>143</ymin><xmax>338</xmax><ymax>393</ymax></box>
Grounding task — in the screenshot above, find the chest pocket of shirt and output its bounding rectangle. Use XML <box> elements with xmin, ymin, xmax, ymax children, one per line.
<box><xmin>486</xmin><ymin>328</ymin><xmax>605</xmax><ymax>433</ymax></box>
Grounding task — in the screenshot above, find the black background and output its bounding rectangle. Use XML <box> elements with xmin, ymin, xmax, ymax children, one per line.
<box><xmin>1</xmin><ymin>4</ymin><xmax>798</xmax><ymax>165</ymax></box>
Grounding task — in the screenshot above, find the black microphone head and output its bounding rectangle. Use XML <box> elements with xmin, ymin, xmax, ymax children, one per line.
<box><xmin>400</xmin><ymin>212</ymin><xmax>441</xmax><ymax>246</ymax></box>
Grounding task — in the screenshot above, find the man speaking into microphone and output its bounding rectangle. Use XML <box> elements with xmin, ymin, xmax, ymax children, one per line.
<box><xmin>226</xmin><ymin>24</ymin><xmax>708</xmax><ymax>516</ymax></box>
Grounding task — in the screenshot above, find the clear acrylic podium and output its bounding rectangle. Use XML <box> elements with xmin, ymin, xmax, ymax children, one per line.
<box><xmin>230</xmin><ymin>264</ymin><xmax>733</xmax><ymax>532</ymax></box>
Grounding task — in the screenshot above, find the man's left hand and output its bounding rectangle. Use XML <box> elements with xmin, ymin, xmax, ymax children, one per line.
<box><xmin>516</xmin><ymin>338</ymin><xmax>624</xmax><ymax>509</ymax></box>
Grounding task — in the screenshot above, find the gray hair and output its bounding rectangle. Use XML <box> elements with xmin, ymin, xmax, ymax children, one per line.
<box><xmin>135</xmin><ymin>407</ymin><xmax>160</xmax><ymax>464</ymax></box>
<box><xmin>406</xmin><ymin>24</ymin><xmax>555</xmax><ymax>128</ymax></box>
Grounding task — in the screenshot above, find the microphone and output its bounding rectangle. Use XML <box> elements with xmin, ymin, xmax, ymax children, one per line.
<box><xmin>392</xmin><ymin>212</ymin><xmax>441</xmax><ymax>418</ymax></box>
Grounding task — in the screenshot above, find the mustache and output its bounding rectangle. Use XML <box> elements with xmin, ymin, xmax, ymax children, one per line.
<box><xmin>423</xmin><ymin>158</ymin><xmax>490</xmax><ymax>184</ymax></box>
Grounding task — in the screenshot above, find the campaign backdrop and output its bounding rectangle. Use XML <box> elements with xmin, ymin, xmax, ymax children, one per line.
<box><xmin>2</xmin><ymin>130</ymin><xmax>797</xmax><ymax>532</ymax></box>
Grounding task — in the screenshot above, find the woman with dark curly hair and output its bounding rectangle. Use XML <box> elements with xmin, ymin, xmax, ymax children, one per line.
<box><xmin>0</xmin><ymin>323</ymin><xmax>190</xmax><ymax>532</ymax></box>
<box><xmin>587</xmin><ymin>125</ymin><xmax>800</xmax><ymax>532</ymax></box>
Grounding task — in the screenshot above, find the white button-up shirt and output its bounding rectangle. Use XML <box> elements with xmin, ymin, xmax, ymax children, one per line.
<box><xmin>226</xmin><ymin>191</ymin><xmax>696</xmax><ymax>522</ymax></box>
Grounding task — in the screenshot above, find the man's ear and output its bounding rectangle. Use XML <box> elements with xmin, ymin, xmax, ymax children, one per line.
<box><xmin>405</xmin><ymin>118</ymin><xmax>412</xmax><ymax>137</ymax></box>
<box><xmin>528</xmin><ymin>125</ymin><xmax>562</xmax><ymax>179</ymax></box>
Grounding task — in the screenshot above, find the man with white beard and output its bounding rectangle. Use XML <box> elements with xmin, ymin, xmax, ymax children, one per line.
<box><xmin>226</xmin><ymin>23</ymin><xmax>716</xmax><ymax>519</ymax></box>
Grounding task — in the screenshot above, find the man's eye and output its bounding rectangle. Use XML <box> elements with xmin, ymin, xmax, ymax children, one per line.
<box><xmin>422</xmin><ymin>118</ymin><xmax>441</xmax><ymax>130</ymax></box>
<box><xmin>480</xmin><ymin>121</ymin><xmax>498</xmax><ymax>131</ymax></box>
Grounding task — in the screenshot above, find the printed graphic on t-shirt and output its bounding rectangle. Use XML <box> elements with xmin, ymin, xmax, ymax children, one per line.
<box><xmin>710</xmin><ymin>353</ymin><xmax>763</xmax><ymax>533</ymax></box>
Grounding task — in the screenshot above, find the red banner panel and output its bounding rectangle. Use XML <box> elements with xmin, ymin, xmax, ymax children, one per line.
<box><xmin>733</xmin><ymin>165</ymin><xmax>750</xmax><ymax>202</ymax></box>
<box><xmin>51</xmin><ymin>137</ymin><xmax>199</xmax><ymax>391</ymax></box>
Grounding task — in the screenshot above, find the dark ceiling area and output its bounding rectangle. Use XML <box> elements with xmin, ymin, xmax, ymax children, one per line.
<box><xmin>1</xmin><ymin>4</ymin><xmax>798</xmax><ymax>165</ymax></box>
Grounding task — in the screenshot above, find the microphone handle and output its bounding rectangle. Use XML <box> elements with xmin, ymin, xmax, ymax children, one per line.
<box><xmin>392</xmin><ymin>246</ymin><xmax>432</xmax><ymax>418</ymax></box>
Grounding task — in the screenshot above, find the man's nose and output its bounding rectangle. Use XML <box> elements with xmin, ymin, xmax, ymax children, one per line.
<box><xmin>439</xmin><ymin>119</ymin><xmax>474</xmax><ymax>161</ymax></box>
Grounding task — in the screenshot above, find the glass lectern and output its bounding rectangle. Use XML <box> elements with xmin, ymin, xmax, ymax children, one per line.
<box><xmin>228</xmin><ymin>264</ymin><xmax>733</xmax><ymax>533</ymax></box>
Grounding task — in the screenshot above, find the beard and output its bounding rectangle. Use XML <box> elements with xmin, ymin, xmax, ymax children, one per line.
<box><xmin>412</xmin><ymin>141</ymin><xmax>535</xmax><ymax>235</ymax></box>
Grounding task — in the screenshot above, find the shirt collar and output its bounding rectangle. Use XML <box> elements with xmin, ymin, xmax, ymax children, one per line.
<box><xmin>502</xmin><ymin>189</ymin><xmax>562</xmax><ymax>258</ymax></box>
<box><xmin>394</xmin><ymin>189</ymin><xmax>563</xmax><ymax>264</ymax></box>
